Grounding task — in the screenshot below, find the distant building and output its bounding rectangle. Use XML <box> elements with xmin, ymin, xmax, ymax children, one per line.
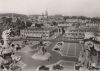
<box><xmin>84</xmin><ymin>32</ymin><xmax>95</xmax><ymax>39</ymax></box>
<box><xmin>65</xmin><ymin>19</ymin><xmax>88</xmax><ymax>23</ymax></box>
<box><xmin>85</xmin><ymin>23</ymin><xmax>99</xmax><ymax>28</ymax></box>
<box><xmin>20</xmin><ymin>27</ymin><xmax>57</xmax><ymax>39</ymax></box>
<box><xmin>44</xmin><ymin>9</ymin><xmax>48</xmax><ymax>19</ymax></box>
<box><xmin>58</xmin><ymin>23</ymin><xmax>73</xmax><ymax>27</ymax></box>
<box><xmin>64</xmin><ymin>27</ymin><xmax>84</xmax><ymax>39</ymax></box>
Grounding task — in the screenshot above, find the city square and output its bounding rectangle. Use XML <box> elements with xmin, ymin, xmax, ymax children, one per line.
<box><xmin>0</xmin><ymin>0</ymin><xmax>100</xmax><ymax>70</ymax></box>
<box><xmin>11</xmin><ymin>40</ymin><xmax>82</xmax><ymax>71</ymax></box>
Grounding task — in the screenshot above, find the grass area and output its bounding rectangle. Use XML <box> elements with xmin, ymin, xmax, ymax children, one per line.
<box><xmin>76</xmin><ymin>43</ymin><xmax>82</xmax><ymax>57</ymax></box>
<box><xmin>55</xmin><ymin>42</ymin><xmax>82</xmax><ymax>57</ymax></box>
<box><xmin>59</xmin><ymin>61</ymin><xmax>75</xmax><ymax>67</ymax></box>
<box><xmin>60</xmin><ymin>43</ymin><xmax>69</xmax><ymax>56</ymax></box>
<box><xmin>67</xmin><ymin>43</ymin><xmax>76</xmax><ymax>57</ymax></box>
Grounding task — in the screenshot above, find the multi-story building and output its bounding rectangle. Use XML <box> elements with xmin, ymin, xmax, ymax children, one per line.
<box><xmin>58</xmin><ymin>23</ymin><xmax>73</xmax><ymax>27</ymax></box>
<box><xmin>64</xmin><ymin>27</ymin><xmax>84</xmax><ymax>39</ymax></box>
<box><xmin>64</xmin><ymin>24</ymin><xmax>100</xmax><ymax>39</ymax></box>
<box><xmin>85</xmin><ymin>23</ymin><xmax>99</xmax><ymax>27</ymax></box>
<box><xmin>65</xmin><ymin>19</ymin><xmax>88</xmax><ymax>23</ymax></box>
<box><xmin>20</xmin><ymin>27</ymin><xmax>57</xmax><ymax>39</ymax></box>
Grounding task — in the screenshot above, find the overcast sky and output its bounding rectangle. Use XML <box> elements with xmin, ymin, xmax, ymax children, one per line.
<box><xmin>0</xmin><ymin>0</ymin><xmax>100</xmax><ymax>17</ymax></box>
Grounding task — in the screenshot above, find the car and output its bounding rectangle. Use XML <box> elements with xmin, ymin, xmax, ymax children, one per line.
<box><xmin>75</xmin><ymin>63</ymin><xmax>82</xmax><ymax>70</ymax></box>
<box><xmin>53</xmin><ymin>64</ymin><xmax>64</xmax><ymax>70</ymax></box>
<box><xmin>54</xmin><ymin>48</ymin><xmax>60</xmax><ymax>51</ymax></box>
<box><xmin>57</xmin><ymin>42</ymin><xmax>64</xmax><ymax>46</ymax></box>
<box><xmin>43</xmin><ymin>41</ymin><xmax>50</xmax><ymax>46</ymax></box>
<box><xmin>39</xmin><ymin>65</ymin><xmax>50</xmax><ymax>70</ymax></box>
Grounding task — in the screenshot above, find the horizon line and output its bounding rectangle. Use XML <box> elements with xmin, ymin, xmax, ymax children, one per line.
<box><xmin>0</xmin><ymin>12</ymin><xmax>100</xmax><ymax>18</ymax></box>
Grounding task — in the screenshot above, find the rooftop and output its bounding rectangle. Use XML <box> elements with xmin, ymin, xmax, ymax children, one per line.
<box><xmin>23</xmin><ymin>26</ymin><xmax>57</xmax><ymax>32</ymax></box>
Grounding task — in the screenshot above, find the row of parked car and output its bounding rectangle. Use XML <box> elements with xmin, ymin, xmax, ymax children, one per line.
<box><xmin>38</xmin><ymin>64</ymin><xmax>64</xmax><ymax>71</ymax></box>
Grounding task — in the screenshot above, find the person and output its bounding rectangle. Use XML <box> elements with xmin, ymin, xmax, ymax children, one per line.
<box><xmin>11</xmin><ymin>44</ymin><xmax>15</xmax><ymax>48</ymax></box>
<box><xmin>90</xmin><ymin>45</ymin><xmax>97</xmax><ymax>56</ymax></box>
<box><xmin>0</xmin><ymin>40</ymin><xmax>4</xmax><ymax>45</ymax></box>
<box><xmin>42</xmin><ymin>46</ymin><xmax>47</xmax><ymax>55</ymax></box>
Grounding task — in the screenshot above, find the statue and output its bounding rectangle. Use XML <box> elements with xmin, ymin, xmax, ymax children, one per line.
<box><xmin>0</xmin><ymin>29</ymin><xmax>26</xmax><ymax>71</ymax></box>
<box><xmin>32</xmin><ymin>41</ymin><xmax>51</xmax><ymax>61</ymax></box>
<box><xmin>1</xmin><ymin>29</ymin><xmax>11</xmax><ymax>48</ymax></box>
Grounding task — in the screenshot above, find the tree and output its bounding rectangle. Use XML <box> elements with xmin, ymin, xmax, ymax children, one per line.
<box><xmin>63</xmin><ymin>17</ymin><xmax>67</xmax><ymax>21</ymax></box>
<box><xmin>35</xmin><ymin>23</ymin><xmax>43</xmax><ymax>28</ymax></box>
<box><xmin>52</xmin><ymin>21</ymin><xmax>58</xmax><ymax>26</ymax></box>
<box><xmin>26</xmin><ymin>21</ymin><xmax>32</xmax><ymax>27</ymax></box>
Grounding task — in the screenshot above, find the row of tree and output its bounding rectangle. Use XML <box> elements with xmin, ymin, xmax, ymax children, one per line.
<box><xmin>0</xmin><ymin>17</ymin><xmax>32</xmax><ymax>36</ymax></box>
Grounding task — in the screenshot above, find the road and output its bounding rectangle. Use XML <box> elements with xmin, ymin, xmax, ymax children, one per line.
<box><xmin>10</xmin><ymin>36</ymin><xmax>80</xmax><ymax>43</ymax></box>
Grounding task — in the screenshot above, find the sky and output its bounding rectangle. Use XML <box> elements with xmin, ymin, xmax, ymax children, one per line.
<box><xmin>0</xmin><ymin>0</ymin><xmax>100</xmax><ymax>17</ymax></box>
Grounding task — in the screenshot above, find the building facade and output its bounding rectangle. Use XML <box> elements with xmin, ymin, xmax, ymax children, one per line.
<box><xmin>20</xmin><ymin>27</ymin><xmax>57</xmax><ymax>39</ymax></box>
<box><xmin>64</xmin><ymin>27</ymin><xmax>84</xmax><ymax>39</ymax></box>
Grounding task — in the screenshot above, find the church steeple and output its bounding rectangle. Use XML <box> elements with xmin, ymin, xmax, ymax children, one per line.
<box><xmin>45</xmin><ymin>9</ymin><xmax>48</xmax><ymax>19</ymax></box>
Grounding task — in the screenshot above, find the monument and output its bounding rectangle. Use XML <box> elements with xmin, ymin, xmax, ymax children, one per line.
<box><xmin>32</xmin><ymin>41</ymin><xmax>51</xmax><ymax>61</ymax></box>
<box><xmin>1</xmin><ymin>29</ymin><xmax>11</xmax><ymax>48</ymax></box>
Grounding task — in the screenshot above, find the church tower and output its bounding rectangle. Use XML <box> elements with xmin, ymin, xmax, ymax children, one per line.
<box><xmin>45</xmin><ymin>9</ymin><xmax>48</xmax><ymax>19</ymax></box>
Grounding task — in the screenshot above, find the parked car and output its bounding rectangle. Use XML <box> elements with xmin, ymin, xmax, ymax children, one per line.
<box><xmin>57</xmin><ymin>41</ymin><xmax>64</xmax><ymax>46</ymax></box>
<box><xmin>43</xmin><ymin>41</ymin><xmax>51</xmax><ymax>46</ymax></box>
<box><xmin>53</xmin><ymin>64</ymin><xmax>64</xmax><ymax>70</ymax></box>
<box><xmin>54</xmin><ymin>48</ymin><xmax>60</xmax><ymax>51</ymax></box>
<box><xmin>39</xmin><ymin>65</ymin><xmax>50</xmax><ymax>70</ymax></box>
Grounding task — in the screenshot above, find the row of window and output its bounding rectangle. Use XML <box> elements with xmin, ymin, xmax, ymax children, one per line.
<box><xmin>21</xmin><ymin>30</ymin><xmax>50</xmax><ymax>33</ymax></box>
<box><xmin>65</xmin><ymin>29</ymin><xmax>99</xmax><ymax>33</ymax></box>
<box><xmin>21</xmin><ymin>32</ymin><xmax>51</xmax><ymax>37</ymax></box>
<box><xmin>65</xmin><ymin>33</ymin><xmax>84</xmax><ymax>35</ymax></box>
